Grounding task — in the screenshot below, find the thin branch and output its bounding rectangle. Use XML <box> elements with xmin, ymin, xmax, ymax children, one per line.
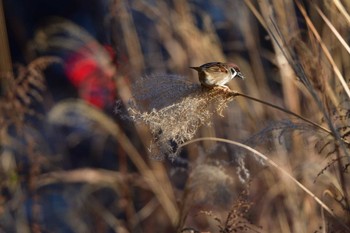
<box><xmin>224</xmin><ymin>90</ymin><xmax>350</xmax><ymax>145</ymax></box>
<box><xmin>233</xmin><ymin>91</ymin><xmax>332</xmax><ymax>135</ymax></box>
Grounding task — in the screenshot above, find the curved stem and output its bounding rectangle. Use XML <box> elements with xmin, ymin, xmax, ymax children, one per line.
<box><xmin>180</xmin><ymin>137</ymin><xmax>350</xmax><ymax>231</ymax></box>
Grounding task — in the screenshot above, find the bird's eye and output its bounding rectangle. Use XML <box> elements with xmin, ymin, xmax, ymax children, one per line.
<box><xmin>230</xmin><ymin>68</ymin><xmax>237</xmax><ymax>75</ymax></box>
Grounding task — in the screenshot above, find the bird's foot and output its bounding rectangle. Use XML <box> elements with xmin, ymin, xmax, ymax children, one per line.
<box><xmin>213</xmin><ymin>85</ymin><xmax>232</xmax><ymax>93</ymax></box>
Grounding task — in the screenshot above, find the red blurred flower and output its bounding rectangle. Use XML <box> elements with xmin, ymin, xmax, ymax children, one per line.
<box><xmin>65</xmin><ymin>42</ymin><xmax>116</xmax><ymax>109</ymax></box>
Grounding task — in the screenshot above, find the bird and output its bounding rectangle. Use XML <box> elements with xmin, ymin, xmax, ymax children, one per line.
<box><xmin>190</xmin><ymin>62</ymin><xmax>244</xmax><ymax>90</ymax></box>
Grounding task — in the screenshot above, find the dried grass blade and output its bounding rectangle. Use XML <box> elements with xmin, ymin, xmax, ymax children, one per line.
<box><xmin>315</xmin><ymin>5</ymin><xmax>350</xmax><ymax>55</ymax></box>
<box><xmin>295</xmin><ymin>0</ymin><xmax>350</xmax><ymax>100</ymax></box>
<box><xmin>181</xmin><ymin>137</ymin><xmax>350</xmax><ymax>232</ymax></box>
<box><xmin>334</xmin><ymin>0</ymin><xmax>350</xmax><ymax>25</ymax></box>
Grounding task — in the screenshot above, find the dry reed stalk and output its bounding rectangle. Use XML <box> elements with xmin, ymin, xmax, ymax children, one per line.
<box><xmin>258</xmin><ymin>1</ymin><xmax>301</xmax><ymax>114</ymax></box>
<box><xmin>0</xmin><ymin>0</ymin><xmax>12</xmax><ymax>95</ymax></box>
<box><xmin>110</xmin><ymin>0</ymin><xmax>145</xmax><ymax>76</ymax></box>
<box><xmin>334</xmin><ymin>0</ymin><xmax>350</xmax><ymax>25</ymax></box>
<box><xmin>295</xmin><ymin>0</ymin><xmax>350</xmax><ymax>102</ymax></box>
<box><xmin>47</xmin><ymin>100</ymin><xmax>179</xmax><ymax>225</ymax></box>
<box><xmin>36</xmin><ymin>168</ymin><xmax>128</xmax><ymax>188</ymax></box>
<box><xmin>132</xmin><ymin>0</ymin><xmax>226</xmax><ymax>69</ymax></box>
<box><xmin>180</xmin><ymin>137</ymin><xmax>350</xmax><ymax>232</ymax></box>
<box><xmin>239</xmin><ymin>5</ymin><xmax>269</xmax><ymax>116</ymax></box>
<box><xmin>315</xmin><ymin>6</ymin><xmax>350</xmax><ymax>55</ymax></box>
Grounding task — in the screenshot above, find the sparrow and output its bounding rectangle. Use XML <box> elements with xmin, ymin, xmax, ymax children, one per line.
<box><xmin>190</xmin><ymin>62</ymin><xmax>244</xmax><ymax>89</ymax></box>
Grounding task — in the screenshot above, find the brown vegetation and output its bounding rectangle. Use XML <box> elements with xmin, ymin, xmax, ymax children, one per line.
<box><xmin>1</xmin><ymin>0</ymin><xmax>350</xmax><ymax>232</ymax></box>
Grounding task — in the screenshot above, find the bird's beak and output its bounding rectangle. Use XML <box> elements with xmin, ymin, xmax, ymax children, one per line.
<box><xmin>236</xmin><ymin>72</ymin><xmax>245</xmax><ymax>80</ymax></box>
<box><xmin>190</xmin><ymin>66</ymin><xmax>200</xmax><ymax>71</ymax></box>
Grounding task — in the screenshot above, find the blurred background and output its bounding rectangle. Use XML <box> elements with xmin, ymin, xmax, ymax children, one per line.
<box><xmin>1</xmin><ymin>0</ymin><xmax>350</xmax><ymax>232</ymax></box>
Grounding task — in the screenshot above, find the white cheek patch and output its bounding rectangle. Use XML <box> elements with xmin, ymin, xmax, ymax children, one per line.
<box><xmin>230</xmin><ymin>68</ymin><xmax>237</xmax><ymax>79</ymax></box>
